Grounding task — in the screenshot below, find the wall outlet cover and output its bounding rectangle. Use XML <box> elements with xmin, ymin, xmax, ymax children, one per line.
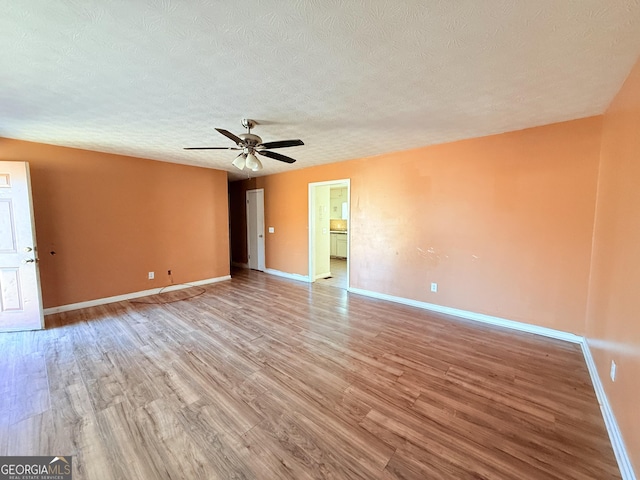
<box><xmin>148</xmin><ymin>272</ymin><xmax>154</xmax><ymax>280</ymax></box>
<box><xmin>431</xmin><ymin>282</ymin><xmax>438</xmax><ymax>292</ymax></box>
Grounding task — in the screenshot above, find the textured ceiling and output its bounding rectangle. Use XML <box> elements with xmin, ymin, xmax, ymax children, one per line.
<box><xmin>2</xmin><ymin>1</ymin><xmax>640</xmax><ymax>181</ymax></box>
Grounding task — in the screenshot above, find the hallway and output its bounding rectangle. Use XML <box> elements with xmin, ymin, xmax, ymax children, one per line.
<box><xmin>317</xmin><ymin>258</ymin><xmax>347</xmax><ymax>289</ymax></box>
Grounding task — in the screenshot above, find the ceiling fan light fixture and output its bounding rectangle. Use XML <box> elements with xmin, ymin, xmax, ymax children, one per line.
<box><xmin>251</xmin><ymin>157</ymin><xmax>263</xmax><ymax>172</ymax></box>
<box><xmin>232</xmin><ymin>153</ymin><xmax>247</xmax><ymax>170</ymax></box>
<box><xmin>245</xmin><ymin>152</ymin><xmax>259</xmax><ymax>170</ymax></box>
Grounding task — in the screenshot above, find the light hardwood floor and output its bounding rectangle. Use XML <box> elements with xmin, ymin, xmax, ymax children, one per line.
<box><xmin>317</xmin><ymin>258</ymin><xmax>347</xmax><ymax>289</ymax></box>
<box><xmin>0</xmin><ymin>269</ymin><xmax>621</xmax><ymax>479</ymax></box>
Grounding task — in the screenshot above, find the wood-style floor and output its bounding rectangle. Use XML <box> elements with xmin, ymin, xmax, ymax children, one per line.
<box><xmin>0</xmin><ymin>269</ymin><xmax>620</xmax><ymax>479</ymax></box>
<box><xmin>317</xmin><ymin>258</ymin><xmax>348</xmax><ymax>289</ymax></box>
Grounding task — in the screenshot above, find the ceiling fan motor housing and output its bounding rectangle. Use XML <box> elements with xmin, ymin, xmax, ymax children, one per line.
<box><xmin>238</xmin><ymin>133</ymin><xmax>262</xmax><ymax>147</ymax></box>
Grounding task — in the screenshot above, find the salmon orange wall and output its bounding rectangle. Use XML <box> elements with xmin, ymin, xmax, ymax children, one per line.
<box><xmin>586</xmin><ymin>57</ymin><xmax>640</xmax><ymax>473</ymax></box>
<box><xmin>231</xmin><ymin>117</ymin><xmax>602</xmax><ymax>335</ymax></box>
<box><xmin>0</xmin><ymin>138</ymin><xmax>230</xmax><ymax>309</ymax></box>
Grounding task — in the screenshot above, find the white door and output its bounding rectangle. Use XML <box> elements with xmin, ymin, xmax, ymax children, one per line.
<box><xmin>0</xmin><ymin>161</ymin><xmax>44</xmax><ymax>331</ymax></box>
<box><xmin>246</xmin><ymin>189</ymin><xmax>265</xmax><ymax>271</ymax></box>
<box><xmin>311</xmin><ymin>185</ymin><xmax>330</xmax><ymax>280</ymax></box>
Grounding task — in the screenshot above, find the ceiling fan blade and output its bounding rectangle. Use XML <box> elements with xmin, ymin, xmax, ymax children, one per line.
<box><xmin>258</xmin><ymin>150</ymin><xmax>297</xmax><ymax>164</ymax></box>
<box><xmin>258</xmin><ymin>139</ymin><xmax>304</xmax><ymax>149</ymax></box>
<box><xmin>184</xmin><ymin>146</ymin><xmax>241</xmax><ymax>150</ymax></box>
<box><xmin>215</xmin><ymin>128</ymin><xmax>243</xmax><ymax>145</ymax></box>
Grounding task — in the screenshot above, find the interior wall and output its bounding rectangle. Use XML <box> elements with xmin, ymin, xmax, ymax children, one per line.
<box><xmin>229</xmin><ymin>117</ymin><xmax>602</xmax><ymax>334</ymax></box>
<box><xmin>586</xmin><ymin>57</ymin><xmax>640</xmax><ymax>473</ymax></box>
<box><xmin>0</xmin><ymin>138</ymin><xmax>230</xmax><ymax>309</ymax></box>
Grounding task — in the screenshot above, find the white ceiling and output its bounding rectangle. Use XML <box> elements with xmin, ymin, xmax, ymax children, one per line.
<box><xmin>2</xmin><ymin>1</ymin><xmax>640</xmax><ymax>181</ymax></box>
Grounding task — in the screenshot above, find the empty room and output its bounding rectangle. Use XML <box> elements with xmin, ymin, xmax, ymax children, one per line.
<box><xmin>1</xmin><ymin>1</ymin><xmax>639</xmax><ymax>479</ymax></box>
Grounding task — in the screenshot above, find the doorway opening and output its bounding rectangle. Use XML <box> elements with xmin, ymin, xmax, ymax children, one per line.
<box><xmin>246</xmin><ymin>188</ymin><xmax>265</xmax><ymax>271</ymax></box>
<box><xmin>308</xmin><ymin>179</ymin><xmax>350</xmax><ymax>289</ymax></box>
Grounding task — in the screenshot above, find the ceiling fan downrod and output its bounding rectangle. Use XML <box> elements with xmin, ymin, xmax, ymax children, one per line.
<box><xmin>241</xmin><ymin>118</ymin><xmax>256</xmax><ymax>133</ymax></box>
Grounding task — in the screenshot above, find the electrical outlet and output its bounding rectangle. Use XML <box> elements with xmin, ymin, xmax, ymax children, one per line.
<box><xmin>148</xmin><ymin>271</ymin><xmax>154</xmax><ymax>280</ymax></box>
<box><xmin>431</xmin><ymin>282</ymin><xmax>438</xmax><ymax>293</ymax></box>
<box><xmin>268</xmin><ymin>227</ymin><xmax>275</xmax><ymax>233</ymax></box>
<box><xmin>610</xmin><ymin>360</ymin><xmax>617</xmax><ymax>382</ymax></box>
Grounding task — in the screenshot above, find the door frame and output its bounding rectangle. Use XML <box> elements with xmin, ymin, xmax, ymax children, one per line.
<box><xmin>308</xmin><ymin>179</ymin><xmax>350</xmax><ymax>287</ymax></box>
<box><xmin>246</xmin><ymin>188</ymin><xmax>265</xmax><ymax>271</ymax></box>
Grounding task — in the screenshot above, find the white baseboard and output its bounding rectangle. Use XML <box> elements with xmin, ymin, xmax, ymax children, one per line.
<box><xmin>581</xmin><ymin>341</ymin><xmax>636</xmax><ymax>480</ymax></box>
<box><xmin>43</xmin><ymin>275</ymin><xmax>231</xmax><ymax>315</ymax></box>
<box><xmin>231</xmin><ymin>262</ymin><xmax>248</xmax><ymax>269</ymax></box>
<box><xmin>347</xmin><ymin>287</ymin><xmax>582</xmax><ymax>343</ymax></box>
<box><xmin>264</xmin><ymin>268</ymin><xmax>310</xmax><ymax>283</ymax></box>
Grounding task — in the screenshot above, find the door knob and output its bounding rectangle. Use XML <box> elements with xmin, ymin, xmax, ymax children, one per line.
<box><xmin>258</xmin><ymin>234</ymin><xmax>263</xmax><ymax>238</ymax></box>
<box><xmin>22</xmin><ymin>259</ymin><xmax>35</xmax><ymax>264</ymax></box>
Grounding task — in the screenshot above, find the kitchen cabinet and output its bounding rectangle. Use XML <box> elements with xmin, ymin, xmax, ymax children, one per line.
<box><xmin>336</xmin><ymin>234</ymin><xmax>347</xmax><ymax>258</ymax></box>
<box><xmin>331</xmin><ymin>233</ymin><xmax>347</xmax><ymax>258</ymax></box>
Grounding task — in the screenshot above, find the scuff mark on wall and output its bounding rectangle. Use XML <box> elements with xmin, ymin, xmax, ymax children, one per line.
<box><xmin>417</xmin><ymin>246</ymin><xmax>449</xmax><ymax>268</ymax></box>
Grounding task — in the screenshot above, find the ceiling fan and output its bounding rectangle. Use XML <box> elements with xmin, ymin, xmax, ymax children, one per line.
<box><xmin>184</xmin><ymin>118</ymin><xmax>304</xmax><ymax>172</ymax></box>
